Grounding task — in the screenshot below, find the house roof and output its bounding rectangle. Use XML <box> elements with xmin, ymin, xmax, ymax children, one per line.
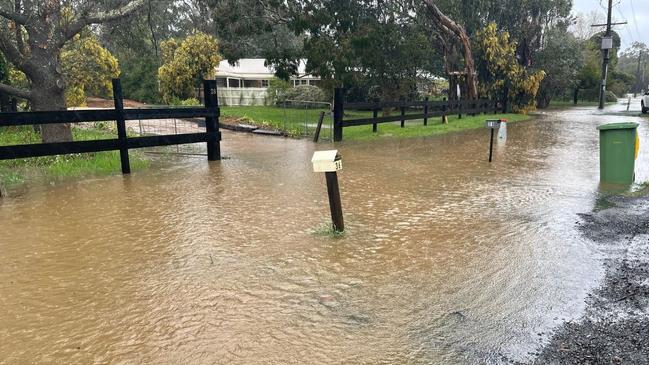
<box><xmin>216</xmin><ymin>59</ymin><xmax>318</xmax><ymax>80</ymax></box>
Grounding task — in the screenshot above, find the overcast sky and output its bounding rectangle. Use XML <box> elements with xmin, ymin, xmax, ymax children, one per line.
<box><xmin>572</xmin><ymin>0</ymin><xmax>649</xmax><ymax>50</ymax></box>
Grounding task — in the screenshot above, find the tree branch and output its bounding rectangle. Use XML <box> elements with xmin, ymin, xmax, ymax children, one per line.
<box><xmin>0</xmin><ymin>82</ymin><xmax>31</xmax><ymax>100</ymax></box>
<box><xmin>0</xmin><ymin>6</ymin><xmax>28</xmax><ymax>25</ymax></box>
<box><xmin>14</xmin><ymin>0</ymin><xmax>27</xmax><ymax>57</ymax></box>
<box><xmin>60</xmin><ymin>0</ymin><xmax>146</xmax><ymax>46</ymax></box>
<box><xmin>0</xmin><ymin>27</ymin><xmax>24</xmax><ymax>66</ymax></box>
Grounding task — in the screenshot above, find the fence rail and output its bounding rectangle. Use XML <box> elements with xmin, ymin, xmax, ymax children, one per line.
<box><xmin>0</xmin><ymin>78</ymin><xmax>221</xmax><ymax>173</ymax></box>
<box><xmin>332</xmin><ymin>87</ymin><xmax>501</xmax><ymax>141</ymax></box>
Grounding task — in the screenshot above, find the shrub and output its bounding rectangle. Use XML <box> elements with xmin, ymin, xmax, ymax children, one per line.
<box><xmin>167</xmin><ymin>97</ymin><xmax>201</xmax><ymax>106</ymax></box>
<box><xmin>283</xmin><ymin>85</ymin><xmax>328</xmax><ymax>103</ymax></box>
<box><xmin>266</xmin><ymin>78</ymin><xmax>291</xmax><ymax>105</ymax></box>
<box><xmin>605</xmin><ymin>90</ymin><xmax>618</xmax><ymax>102</ymax></box>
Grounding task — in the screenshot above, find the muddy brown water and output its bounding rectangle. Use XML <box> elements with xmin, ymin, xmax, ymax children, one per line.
<box><xmin>1</xmin><ymin>101</ymin><xmax>648</xmax><ymax>364</ymax></box>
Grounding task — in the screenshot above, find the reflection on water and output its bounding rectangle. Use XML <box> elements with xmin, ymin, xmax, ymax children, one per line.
<box><xmin>1</xmin><ymin>101</ymin><xmax>646</xmax><ymax>364</ymax></box>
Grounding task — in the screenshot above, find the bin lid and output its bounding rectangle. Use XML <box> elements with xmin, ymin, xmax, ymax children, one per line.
<box><xmin>597</xmin><ymin>122</ymin><xmax>639</xmax><ymax>130</ymax></box>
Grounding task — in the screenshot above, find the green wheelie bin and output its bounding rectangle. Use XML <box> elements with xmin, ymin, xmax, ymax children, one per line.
<box><xmin>597</xmin><ymin>122</ymin><xmax>639</xmax><ymax>185</ymax></box>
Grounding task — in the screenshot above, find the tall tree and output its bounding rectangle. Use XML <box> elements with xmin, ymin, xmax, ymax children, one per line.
<box><xmin>535</xmin><ymin>27</ymin><xmax>583</xmax><ymax>107</ymax></box>
<box><xmin>0</xmin><ymin>0</ymin><xmax>145</xmax><ymax>142</ymax></box>
<box><xmin>157</xmin><ymin>32</ymin><xmax>221</xmax><ymax>103</ymax></box>
<box><xmin>422</xmin><ymin>0</ymin><xmax>478</xmax><ymax>100</ymax></box>
<box><xmin>210</xmin><ymin>0</ymin><xmax>303</xmax><ymax>80</ymax></box>
<box><xmin>618</xmin><ymin>42</ymin><xmax>649</xmax><ymax>95</ymax></box>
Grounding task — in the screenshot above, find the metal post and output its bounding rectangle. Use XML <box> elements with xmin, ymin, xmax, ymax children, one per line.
<box><xmin>598</xmin><ymin>0</ymin><xmax>613</xmax><ymax>110</ymax></box>
<box><xmin>488</xmin><ymin>128</ymin><xmax>495</xmax><ymax>163</ymax></box>
<box><xmin>203</xmin><ymin>80</ymin><xmax>221</xmax><ymax>161</ymax></box>
<box><xmin>313</xmin><ymin>111</ymin><xmax>326</xmax><ymax>143</ymax></box>
<box><xmin>325</xmin><ymin>171</ymin><xmax>344</xmax><ymax>232</ymax></box>
<box><xmin>112</xmin><ymin>78</ymin><xmax>131</xmax><ymax>174</ymax></box>
<box><xmin>423</xmin><ymin>97</ymin><xmax>429</xmax><ymax>126</ymax></box>
<box><xmin>333</xmin><ymin>88</ymin><xmax>344</xmax><ymax>142</ymax></box>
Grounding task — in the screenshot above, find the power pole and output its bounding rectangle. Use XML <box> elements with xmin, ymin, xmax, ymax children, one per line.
<box><xmin>635</xmin><ymin>51</ymin><xmax>643</xmax><ymax>97</ymax></box>
<box><xmin>598</xmin><ymin>0</ymin><xmax>613</xmax><ymax>110</ymax></box>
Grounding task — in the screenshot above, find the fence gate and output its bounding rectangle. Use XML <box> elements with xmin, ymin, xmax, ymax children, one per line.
<box><xmin>133</xmin><ymin>116</ymin><xmax>208</xmax><ymax>156</ymax></box>
<box><xmin>281</xmin><ymin>100</ymin><xmax>333</xmax><ymax>140</ymax></box>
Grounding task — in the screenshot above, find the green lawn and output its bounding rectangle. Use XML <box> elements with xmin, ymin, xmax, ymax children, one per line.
<box><xmin>341</xmin><ymin>113</ymin><xmax>529</xmax><ymax>141</ymax></box>
<box><xmin>0</xmin><ymin>126</ymin><xmax>149</xmax><ymax>189</ymax></box>
<box><xmin>221</xmin><ymin>106</ymin><xmax>530</xmax><ymax>141</ymax></box>
<box><xmin>221</xmin><ymin>105</ymin><xmax>369</xmax><ymax>136</ymax></box>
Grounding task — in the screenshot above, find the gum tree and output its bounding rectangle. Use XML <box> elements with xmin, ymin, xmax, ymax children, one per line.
<box><xmin>0</xmin><ymin>0</ymin><xmax>145</xmax><ymax>142</ymax></box>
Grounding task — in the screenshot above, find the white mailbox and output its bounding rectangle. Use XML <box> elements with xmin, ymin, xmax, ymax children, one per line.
<box><xmin>485</xmin><ymin>119</ymin><xmax>501</xmax><ymax>129</ymax></box>
<box><xmin>311</xmin><ymin>150</ymin><xmax>342</xmax><ymax>172</ymax></box>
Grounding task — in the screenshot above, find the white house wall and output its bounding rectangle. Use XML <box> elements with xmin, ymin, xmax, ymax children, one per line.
<box><xmin>218</xmin><ymin>87</ymin><xmax>268</xmax><ymax>106</ymax></box>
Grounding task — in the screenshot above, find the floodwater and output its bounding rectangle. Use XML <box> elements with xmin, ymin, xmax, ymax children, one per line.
<box><xmin>1</xmin><ymin>100</ymin><xmax>648</xmax><ymax>364</ymax></box>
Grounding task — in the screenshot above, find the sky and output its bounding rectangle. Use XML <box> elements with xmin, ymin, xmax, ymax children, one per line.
<box><xmin>572</xmin><ymin>0</ymin><xmax>649</xmax><ymax>50</ymax></box>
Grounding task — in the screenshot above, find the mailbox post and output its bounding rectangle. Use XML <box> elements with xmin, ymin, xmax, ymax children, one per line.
<box><xmin>312</xmin><ymin>150</ymin><xmax>344</xmax><ymax>232</ymax></box>
<box><xmin>485</xmin><ymin>119</ymin><xmax>501</xmax><ymax>162</ymax></box>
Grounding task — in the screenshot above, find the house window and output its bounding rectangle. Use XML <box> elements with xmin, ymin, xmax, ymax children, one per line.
<box><xmin>244</xmin><ymin>80</ymin><xmax>261</xmax><ymax>88</ymax></box>
<box><xmin>301</xmin><ymin>80</ymin><xmax>308</xmax><ymax>85</ymax></box>
<box><xmin>261</xmin><ymin>80</ymin><xmax>269</xmax><ymax>87</ymax></box>
<box><xmin>216</xmin><ymin>78</ymin><xmax>227</xmax><ymax>88</ymax></box>
<box><xmin>228</xmin><ymin>79</ymin><xmax>241</xmax><ymax>88</ymax></box>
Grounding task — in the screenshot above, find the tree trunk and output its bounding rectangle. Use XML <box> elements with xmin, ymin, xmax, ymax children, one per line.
<box><xmin>25</xmin><ymin>25</ymin><xmax>73</xmax><ymax>142</ymax></box>
<box><xmin>0</xmin><ymin>91</ymin><xmax>8</xmax><ymax>112</ymax></box>
<box><xmin>573</xmin><ymin>88</ymin><xmax>579</xmax><ymax>105</ymax></box>
<box><xmin>457</xmin><ymin>32</ymin><xmax>478</xmax><ymax>100</ymax></box>
<box><xmin>31</xmin><ymin>85</ymin><xmax>72</xmax><ymax>143</ymax></box>
<box><xmin>423</xmin><ymin>0</ymin><xmax>478</xmax><ymax>100</ymax></box>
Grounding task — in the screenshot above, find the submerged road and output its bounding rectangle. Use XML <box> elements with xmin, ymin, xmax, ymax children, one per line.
<box><xmin>0</xmin><ymin>99</ymin><xmax>647</xmax><ymax>364</ymax></box>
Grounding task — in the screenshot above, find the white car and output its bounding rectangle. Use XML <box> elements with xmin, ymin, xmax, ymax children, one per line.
<box><xmin>643</xmin><ymin>92</ymin><xmax>649</xmax><ymax>114</ymax></box>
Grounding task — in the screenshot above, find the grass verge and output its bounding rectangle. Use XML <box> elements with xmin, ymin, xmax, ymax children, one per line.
<box><xmin>342</xmin><ymin>113</ymin><xmax>530</xmax><ymax>141</ymax></box>
<box><xmin>0</xmin><ymin>126</ymin><xmax>149</xmax><ymax>190</ymax></box>
<box><xmin>221</xmin><ymin>105</ymin><xmax>369</xmax><ymax>137</ymax></box>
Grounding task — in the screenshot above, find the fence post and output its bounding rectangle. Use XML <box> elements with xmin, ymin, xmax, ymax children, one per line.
<box><xmin>400</xmin><ymin>97</ymin><xmax>405</xmax><ymax>128</ymax></box>
<box><xmin>204</xmin><ymin>80</ymin><xmax>221</xmax><ymax>161</ymax></box>
<box><xmin>372</xmin><ymin>98</ymin><xmax>379</xmax><ymax>133</ymax></box>
<box><xmin>333</xmin><ymin>88</ymin><xmax>344</xmax><ymax>142</ymax></box>
<box><xmin>313</xmin><ymin>111</ymin><xmax>326</xmax><ymax>143</ymax></box>
<box><xmin>442</xmin><ymin>97</ymin><xmax>448</xmax><ymax>124</ymax></box>
<box><xmin>112</xmin><ymin>78</ymin><xmax>131</xmax><ymax>174</ymax></box>
<box><xmin>423</xmin><ymin>97</ymin><xmax>429</xmax><ymax>126</ymax></box>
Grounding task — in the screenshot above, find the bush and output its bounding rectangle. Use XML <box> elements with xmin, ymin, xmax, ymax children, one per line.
<box><xmin>605</xmin><ymin>90</ymin><xmax>618</xmax><ymax>103</ymax></box>
<box><xmin>282</xmin><ymin>85</ymin><xmax>328</xmax><ymax>103</ymax></box>
<box><xmin>167</xmin><ymin>97</ymin><xmax>201</xmax><ymax>106</ymax></box>
<box><xmin>266</xmin><ymin>78</ymin><xmax>291</xmax><ymax>105</ymax></box>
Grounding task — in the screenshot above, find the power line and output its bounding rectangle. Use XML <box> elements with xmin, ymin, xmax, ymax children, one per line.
<box><xmin>629</xmin><ymin>0</ymin><xmax>642</xmax><ymax>41</ymax></box>
<box><xmin>616</xmin><ymin>7</ymin><xmax>635</xmax><ymax>45</ymax></box>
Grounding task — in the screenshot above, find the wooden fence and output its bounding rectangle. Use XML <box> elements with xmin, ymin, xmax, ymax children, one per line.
<box><xmin>0</xmin><ymin>79</ymin><xmax>221</xmax><ymax>174</ymax></box>
<box><xmin>332</xmin><ymin>87</ymin><xmax>502</xmax><ymax>142</ymax></box>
